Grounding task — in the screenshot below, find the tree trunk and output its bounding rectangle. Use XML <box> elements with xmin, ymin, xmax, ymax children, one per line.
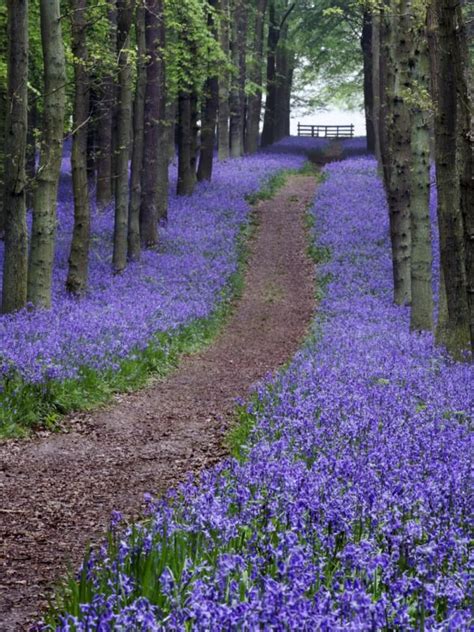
<box><xmin>140</xmin><ymin>0</ymin><xmax>165</xmax><ymax>247</ymax></box>
<box><xmin>362</xmin><ymin>11</ymin><xmax>375</xmax><ymax>153</ymax></box>
<box><xmin>66</xmin><ymin>0</ymin><xmax>91</xmax><ymax>295</ymax></box>
<box><xmin>372</xmin><ymin>11</ymin><xmax>383</xmax><ymax>168</ymax></box>
<box><xmin>454</xmin><ymin>5</ymin><xmax>474</xmax><ymax>353</ymax></box>
<box><xmin>429</xmin><ymin>0</ymin><xmax>470</xmax><ymax>353</ymax></box>
<box><xmin>261</xmin><ymin>0</ymin><xmax>278</xmax><ymax>147</ymax></box>
<box><xmin>113</xmin><ymin>0</ymin><xmax>134</xmax><ymax>273</ymax></box>
<box><xmin>2</xmin><ymin>0</ymin><xmax>29</xmax><ymax>314</ymax></box>
<box><xmin>128</xmin><ymin>4</ymin><xmax>146</xmax><ymax>261</ymax></box>
<box><xmin>27</xmin><ymin>0</ymin><xmax>66</xmax><ymax>309</ymax></box>
<box><xmin>0</xmin><ymin>8</ymin><xmax>7</xmax><ymax>231</ymax></box>
<box><xmin>381</xmin><ymin>2</ymin><xmax>412</xmax><ymax>306</ymax></box>
<box><xmin>245</xmin><ymin>0</ymin><xmax>268</xmax><ymax>154</ymax></box>
<box><xmin>95</xmin><ymin>1</ymin><xmax>116</xmax><ymax>209</ymax></box>
<box><xmin>177</xmin><ymin>92</ymin><xmax>195</xmax><ymax>195</ymax></box>
<box><xmin>409</xmin><ymin>28</ymin><xmax>433</xmax><ymax>332</ymax></box>
<box><xmin>274</xmin><ymin>25</ymin><xmax>292</xmax><ymax>141</ymax></box>
<box><xmin>229</xmin><ymin>0</ymin><xmax>245</xmax><ymax>158</ymax></box>
<box><xmin>197</xmin><ymin>0</ymin><xmax>219</xmax><ymax>180</ymax></box>
<box><xmin>217</xmin><ymin>0</ymin><xmax>230</xmax><ymax>160</ymax></box>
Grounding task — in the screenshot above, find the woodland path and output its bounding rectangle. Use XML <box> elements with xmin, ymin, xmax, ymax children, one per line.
<box><xmin>0</xmin><ymin>174</ymin><xmax>318</xmax><ymax>630</ymax></box>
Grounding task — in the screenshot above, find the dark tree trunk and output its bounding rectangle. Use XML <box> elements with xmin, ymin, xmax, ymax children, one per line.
<box><xmin>189</xmin><ymin>92</ymin><xmax>198</xmax><ymax>187</ymax></box>
<box><xmin>245</xmin><ymin>0</ymin><xmax>268</xmax><ymax>154</ymax></box>
<box><xmin>128</xmin><ymin>4</ymin><xmax>146</xmax><ymax>261</ymax></box>
<box><xmin>197</xmin><ymin>0</ymin><xmax>219</xmax><ymax>180</ymax></box>
<box><xmin>2</xmin><ymin>0</ymin><xmax>29</xmax><ymax>314</ymax></box>
<box><xmin>113</xmin><ymin>0</ymin><xmax>134</xmax><ymax>273</ymax></box>
<box><xmin>428</xmin><ymin>0</ymin><xmax>470</xmax><ymax>353</ymax></box>
<box><xmin>95</xmin><ymin>1</ymin><xmax>117</xmax><ymax>209</ymax></box>
<box><xmin>372</xmin><ymin>11</ymin><xmax>383</xmax><ymax>169</ymax></box>
<box><xmin>361</xmin><ymin>11</ymin><xmax>375</xmax><ymax>153</ymax></box>
<box><xmin>28</xmin><ymin>0</ymin><xmax>67</xmax><ymax>309</ymax></box>
<box><xmin>261</xmin><ymin>0</ymin><xmax>279</xmax><ymax>147</ymax></box>
<box><xmin>0</xmin><ymin>8</ymin><xmax>6</xmax><ymax>230</ymax></box>
<box><xmin>177</xmin><ymin>92</ymin><xmax>195</xmax><ymax>195</ymax></box>
<box><xmin>274</xmin><ymin>25</ymin><xmax>292</xmax><ymax>141</ymax></box>
<box><xmin>454</xmin><ymin>5</ymin><xmax>474</xmax><ymax>353</ymax></box>
<box><xmin>217</xmin><ymin>0</ymin><xmax>230</xmax><ymax>160</ymax></box>
<box><xmin>67</xmin><ymin>0</ymin><xmax>91</xmax><ymax>295</ymax></box>
<box><xmin>140</xmin><ymin>0</ymin><xmax>165</xmax><ymax>246</ymax></box>
<box><xmin>229</xmin><ymin>0</ymin><xmax>245</xmax><ymax>158</ymax></box>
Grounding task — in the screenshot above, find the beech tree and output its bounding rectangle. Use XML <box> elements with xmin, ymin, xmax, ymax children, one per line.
<box><xmin>245</xmin><ymin>0</ymin><xmax>268</xmax><ymax>154</ymax></box>
<box><xmin>67</xmin><ymin>0</ymin><xmax>91</xmax><ymax>295</ymax></box>
<box><xmin>27</xmin><ymin>0</ymin><xmax>67</xmax><ymax>309</ymax></box>
<box><xmin>113</xmin><ymin>0</ymin><xmax>134</xmax><ymax>273</ymax></box>
<box><xmin>428</xmin><ymin>0</ymin><xmax>471</xmax><ymax>354</ymax></box>
<box><xmin>140</xmin><ymin>0</ymin><xmax>165</xmax><ymax>245</ymax></box>
<box><xmin>127</xmin><ymin>3</ymin><xmax>146</xmax><ymax>261</ymax></box>
<box><xmin>2</xmin><ymin>0</ymin><xmax>29</xmax><ymax>314</ymax></box>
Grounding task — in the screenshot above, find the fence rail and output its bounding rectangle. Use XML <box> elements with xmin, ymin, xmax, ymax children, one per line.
<box><xmin>297</xmin><ymin>123</ymin><xmax>354</xmax><ymax>138</ymax></box>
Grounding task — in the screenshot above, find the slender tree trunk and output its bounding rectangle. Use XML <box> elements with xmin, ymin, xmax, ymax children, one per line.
<box><xmin>409</xmin><ymin>27</ymin><xmax>433</xmax><ymax>332</ymax></box>
<box><xmin>229</xmin><ymin>0</ymin><xmax>244</xmax><ymax>157</ymax></box>
<box><xmin>189</xmin><ymin>92</ymin><xmax>199</xmax><ymax>181</ymax></box>
<box><xmin>95</xmin><ymin>1</ymin><xmax>116</xmax><ymax>209</ymax></box>
<box><xmin>245</xmin><ymin>0</ymin><xmax>268</xmax><ymax>154</ymax></box>
<box><xmin>2</xmin><ymin>0</ymin><xmax>29</xmax><ymax>314</ymax></box>
<box><xmin>429</xmin><ymin>0</ymin><xmax>470</xmax><ymax>353</ymax></box>
<box><xmin>274</xmin><ymin>25</ymin><xmax>292</xmax><ymax>141</ymax></box>
<box><xmin>128</xmin><ymin>4</ymin><xmax>146</xmax><ymax>261</ymax></box>
<box><xmin>27</xmin><ymin>0</ymin><xmax>66</xmax><ymax>309</ymax></box>
<box><xmin>0</xmin><ymin>8</ymin><xmax>7</xmax><ymax>231</ymax></box>
<box><xmin>177</xmin><ymin>92</ymin><xmax>195</xmax><ymax>195</ymax></box>
<box><xmin>361</xmin><ymin>11</ymin><xmax>375</xmax><ymax>152</ymax></box>
<box><xmin>113</xmin><ymin>0</ymin><xmax>134</xmax><ymax>273</ymax></box>
<box><xmin>382</xmin><ymin>1</ymin><xmax>412</xmax><ymax>305</ymax></box>
<box><xmin>217</xmin><ymin>0</ymin><xmax>230</xmax><ymax>160</ymax></box>
<box><xmin>66</xmin><ymin>0</ymin><xmax>91</xmax><ymax>295</ymax></box>
<box><xmin>261</xmin><ymin>0</ymin><xmax>278</xmax><ymax>147</ymax></box>
<box><xmin>372</xmin><ymin>11</ymin><xmax>383</xmax><ymax>168</ymax></box>
<box><xmin>454</xmin><ymin>5</ymin><xmax>474</xmax><ymax>353</ymax></box>
<box><xmin>140</xmin><ymin>0</ymin><xmax>165</xmax><ymax>246</ymax></box>
<box><xmin>197</xmin><ymin>0</ymin><xmax>219</xmax><ymax>180</ymax></box>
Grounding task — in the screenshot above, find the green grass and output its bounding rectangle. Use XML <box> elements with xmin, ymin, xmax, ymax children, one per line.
<box><xmin>0</xmin><ymin>167</ymin><xmax>303</xmax><ymax>439</ymax></box>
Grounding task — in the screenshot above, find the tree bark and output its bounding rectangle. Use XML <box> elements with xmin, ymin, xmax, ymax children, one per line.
<box><xmin>128</xmin><ymin>4</ymin><xmax>146</xmax><ymax>261</ymax></box>
<box><xmin>27</xmin><ymin>0</ymin><xmax>67</xmax><ymax>309</ymax></box>
<box><xmin>67</xmin><ymin>0</ymin><xmax>91</xmax><ymax>295</ymax></box>
<box><xmin>177</xmin><ymin>92</ymin><xmax>195</xmax><ymax>195</ymax></box>
<box><xmin>113</xmin><ymin>0</ymin><xmax>134</xmax><ymax>273</ymax></box>
<box><xmin>2</xmin><ymin>0</ymin><xmax>29</xmax><ymax>314</ymax></box>
<box><xmin>371</xmin><ymin>11</ymin><xmax>383</xmax><ymax>168</ymax></box>
<box><xmin>381</xmin><ymin>1</ymin><xmax>412</xmax><ymax>306</ymax></box>
<box><xmin>245</xmin><ymin>0</ymin><xmax>268</xmax><ymax>154</ymax></box>
<box><xmin>229</xmin><ymin>0</ymin><xmax>245</xmax><ymax>157</ymax></box>
<box><xmin>428</xmin><ymin>0</ymin><xmax>470</xmax><ymax>353</ymax></box>
<box><xmin>409</xmin><ymin>24</ymin><xmax>433</xmax><ymax>332</ymax></box>
<box><xmin>454</xmin><ymin>4</ymin><xmax>474</xmax><ymax>354</ymax></box>
<box><xmin>140</xmin><ymin>0</ymin><xmax>165</xmax><ymax>246</ymax></box>
<box><xmin>217</xmin><ymin>0</ymin><xmax>230</xmax><ymax>160</ymax></box>
<box><xmin>362</xmin><ymin>11</ymin><xmax>375</xmax><ymax>152</ymax></box>
<box><xmin>197</xmin><ymin>0</ymin><xmax>219</xmax><ymax>180</ymax></box>
<box><xmin>261</xmin><ymin>0</ymin><xmax>278</xmax><ymax>147</ymax></box>
<box><xmin>95</xmin><ymin>1</ymin><xmax>116</xmax><ymax>209</ymax></box>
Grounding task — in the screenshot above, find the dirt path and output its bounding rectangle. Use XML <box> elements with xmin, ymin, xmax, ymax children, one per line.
<box><xmin>0</xmin><ymin>175</ymin><xmax>318</xmax><ymax>630</ymax></box>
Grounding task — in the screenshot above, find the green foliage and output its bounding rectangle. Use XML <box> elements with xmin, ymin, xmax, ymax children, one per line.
<box><xmin>290</xmin><ymin>0</ymin><xmax>365</xmax><ymax>110</ymax></box>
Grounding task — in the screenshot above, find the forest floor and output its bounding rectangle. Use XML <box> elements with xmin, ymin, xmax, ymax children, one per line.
<box><xmin>0</xmin><ymin>174</ymin><xmax>318</xmax><ymax>630</ymax></box>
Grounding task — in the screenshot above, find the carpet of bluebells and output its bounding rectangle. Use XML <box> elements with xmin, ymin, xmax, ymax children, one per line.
<box><xmin>50</xmin><ymin>150</ymin><xmax>473</xmax><ymax>630</ymax></box>
<box><xmin>0</xmin><ymin>139</ymin><xmax>321</xmax><ymax>387</ymax></box>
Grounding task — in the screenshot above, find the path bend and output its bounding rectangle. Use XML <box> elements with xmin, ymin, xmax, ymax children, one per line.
<box><xmin>0</xmin><ymin>174</ymin><xmax>318</xmax><ymax>629</ymax></box>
